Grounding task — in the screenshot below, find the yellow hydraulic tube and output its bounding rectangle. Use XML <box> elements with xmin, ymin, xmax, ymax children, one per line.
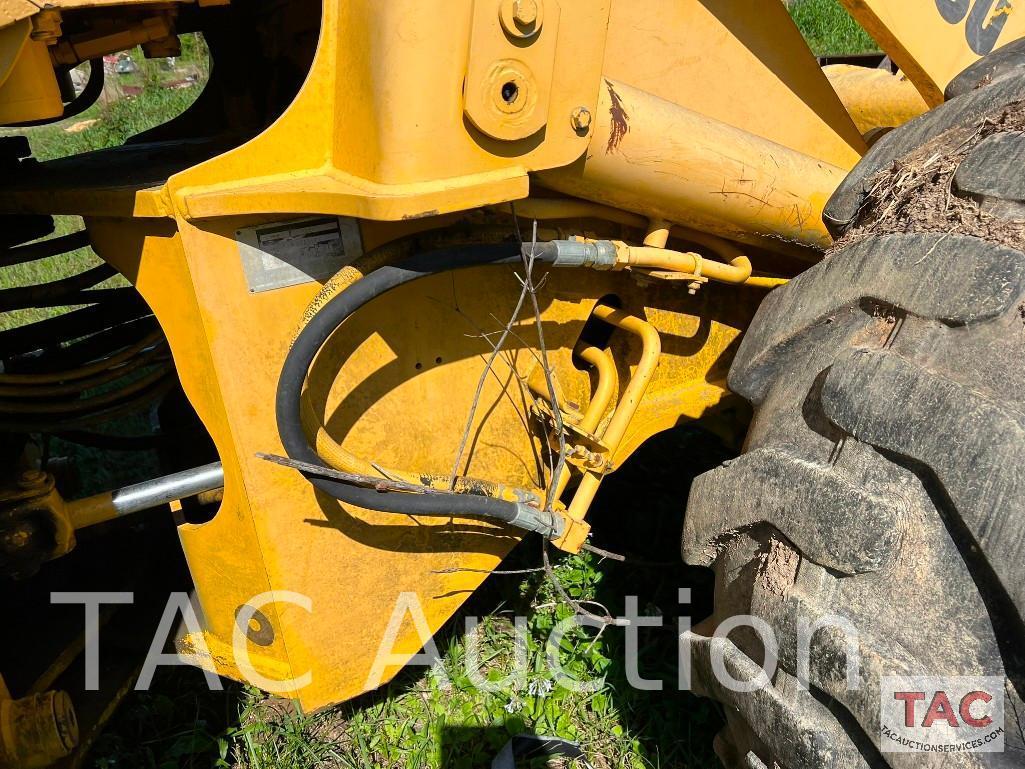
<box><xmin>643</xmin><ymin>218</ymin><xmax>671</xmax><ymax>249</ymax></box>
<box><xmin>0</xmin><ymin>332</ymin><xmax>163</xmax><ymax>385</ymax></box>
<box><xmin>644</xmin><ymin>227</ymin><xmax>787</xmax><ymax>288</ymax></box>
<box><xmin>497</xmin><ymin>199</ymin><xmax>648</xmax><ymax>230</ymax></box>
<box><xmin>554</xmin><ymin>304</ymin><xmax>661</xmax><ymax>552</ymax></box>
<box><xmin>614</xmin><ymin>244</ymin><xmax>753</xmax><ymax>284</ymax></box>
<box><xmin>302</xmin><ymin>397</ymin><xmax>394</xmax><ymax>479</ymax></box>
<box><xmin>575</xmin><ymin>345</ymin><xmax>616</xmax><ymax>436</ymax></box>
<box><xmin>497</xmin><ymin>200</ymin><xmax>787</xmax><ymax>288</ymax></box>
<box><xmin>550</xmin><ymin>343</ymin><xmax>617</xmax><ymax>504</ymax></box>
<box><xmin>66</xmin><ymin>462</ymin><xmax>226</xmax><ymax>530</ymax></box>
<box><xmin>64</xmin><ymin>493</ymin><xmax>116</xmax><ymax>530</ymax></box>
<box><xmin>823</xmin><ymin>64</ymin><xmax>929</xmax><ymax>135</ymax></box>
<box><xmin>676</xmin><ymin>225</ymin><xmax>742</xmax><ymax>261</ymax></box>
<box><xmin>584</xmin><ymin>306</ymin><xmax>660</xmax><ymax>474</ymax></box>
<box><xmin>744</xmin><ymin>276</ymin><xmax>789</xmax><ymax>289</ymax></box>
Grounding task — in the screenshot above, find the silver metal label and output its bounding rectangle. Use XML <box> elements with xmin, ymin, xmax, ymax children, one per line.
<box><xmin>236</xmin><ymin>216</ymin><xmax>363</xmax><ymax>293</ymax></box>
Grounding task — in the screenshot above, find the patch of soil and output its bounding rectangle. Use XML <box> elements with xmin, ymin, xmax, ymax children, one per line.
<box><xmin>839</xmin><ymin>101</ymin><xmax>1025</xmax><ymax>250</ymax></box>
<box><xmin>64</xmin><ymin>118</ymin><xmax>99</xmax><ymax>133</ymax></box>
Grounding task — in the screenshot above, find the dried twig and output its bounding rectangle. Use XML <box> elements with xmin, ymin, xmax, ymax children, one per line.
<box><xmin>585</xmin><ymin>546</ymin><xmax>679</xmax><ymax>568</ymax></box>
<box><xmin>371</xmin><ymin>462</ymin><xmax>402</xmax><ymax>482</ymax></box>
<box><xmin>581</xmin><ymin>543</ymin><xmax>627</xmax><ymax>562</ymax></box>
<box><xmin>447</xmin><ymin>257</ymin><xmax>534</xmax><ymax>489</ymax></box>
<box><xmin>257</xmin><ymin>452</ymin><xmax>439</xmax><ymax>495</ymax></box>
<box><xmin>514</xmin><ymin>217</ymin><xmax>568</xmax><ymax>510</ymax></box>
<box><xmin>443</xmin><ymin>209</ymin><xmax>632</xmax><ymax>627</ymax></box>
<box><xmin>541</xmin><ymin>539</ymin><xmax>630</xmax><ymax>627</ymax></box>
<box><xmin>431</xmin><ymin>566</ymin><xmax>546</xmax><ymax>576</ymax></box>
<box><xmin>434</xmin><ymin>297</ymin><xmax>546</xmax><ymax>481</ymax></box>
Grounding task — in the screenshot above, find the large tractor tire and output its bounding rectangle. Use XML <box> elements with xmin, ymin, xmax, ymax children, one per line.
<box><xmin>682</xmin><ymin>42</ymin><xmax>1025</xmax><ymax>769</ymax></box>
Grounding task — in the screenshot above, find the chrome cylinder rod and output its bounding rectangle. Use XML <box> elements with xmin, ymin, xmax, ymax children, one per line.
<box><xmin>67</xmin><ymin>462</ymin><xmax>225</xmax><ymax>530</ymax></box>
<box><xmin>111</xmin><ymin>462</ymin><xmax>224</xmax><ymax>516</ymax></box>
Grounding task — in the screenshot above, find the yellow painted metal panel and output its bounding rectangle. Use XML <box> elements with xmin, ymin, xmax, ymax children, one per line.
<box><xmin>169</xmin><ymin>0</ymin><xmax>612</xmax><ymax>222</ymax></box>
<box><xmin>0</xmin><ymin>18</ymin><xmax>28</xmax><ymax>90</ymax></box>
<box><xmin>0</xmin><ymin>0</ymin><xmax>215</xmax><ymax>29</ymax></box>
<box><xmin>841</xmin><ymin>0</ymin><xmax>1025</xmax><ymax>105</ymax></box>
<box><xmin>602</xmin><ymin>0</ymin><xmax>867</xmax><ymax>170</ymax></box>
<box><xmin>89</xmin><ymin>211</ymin><xmax>752</xmax><ymax>710</ymax></box>
<box><xmin>0</xmin><ymin>28</ymin><xmax>61</xmax><ymax>124</ymax></box>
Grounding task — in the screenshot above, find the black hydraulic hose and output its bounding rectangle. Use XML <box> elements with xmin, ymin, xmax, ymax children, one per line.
<box><xmin>275</xmin><ymin>242</ymin><xmax>562</xmax><ymax>535</ymax></box>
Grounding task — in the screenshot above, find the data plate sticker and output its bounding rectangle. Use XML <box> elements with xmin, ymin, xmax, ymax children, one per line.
<box><xmin>236</xmin><ymin>216</ymin><xmax>363</xmax><ymax>293</ymax></box>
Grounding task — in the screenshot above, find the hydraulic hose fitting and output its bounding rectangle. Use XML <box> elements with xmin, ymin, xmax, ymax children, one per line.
<box><xmin>530</xmin><ymin>238</ymin><xmax>756</xmax><ymax>285</ymax></box>
<box><xmin>521</xmin><ymin>239</ymin><xmax>617</xmax><ymax>269</ymax></box>
<box><xmin>508</xmin><ymin>504</ymin><xmax>565</xmax><ymax>539</ymax></box>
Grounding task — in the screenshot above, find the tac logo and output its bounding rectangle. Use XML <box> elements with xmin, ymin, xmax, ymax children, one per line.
<box><xmin>880</xmin><ymin>676</ymin><xmax>1005</xmax><ymax>753</ymax></box>
<box><xmin>935</xmin><ymin>0</ymin><xmax>1015</xmax><ymax>55</ymax></box>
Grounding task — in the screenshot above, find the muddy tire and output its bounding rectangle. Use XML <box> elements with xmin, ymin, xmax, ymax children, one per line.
<box><xmin>682</xmin><ymin>43</ymin><xmax>1025</xmax><ymax>769</ymax></box>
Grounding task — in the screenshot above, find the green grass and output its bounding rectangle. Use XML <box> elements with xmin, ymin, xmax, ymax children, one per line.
<box><xmin>789</xmin><ymin>0</ymin><xmax>878</xmax><ymax>56</ymax></box>
<box><xmin>1</xmin><ymin>41</ymin><xmax>205</xmax><ymax>162</ymax></box>
<box><xmin>92</xmin><ymin>547</ymin><xmax>721</xmax><ymax>769</ymax></box>
<box><xmin>309</xmin><ymin>552</ymin><xmax>668</xmax><ymax>769</ymax></box>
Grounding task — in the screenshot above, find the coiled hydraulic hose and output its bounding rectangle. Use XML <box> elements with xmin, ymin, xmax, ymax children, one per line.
<box><xmin>275</xmin><ymin>243</ymin><xmax>566</xmax><ymax>538</ymax></box>
<box><xmin>0</xmin><ymin>226</ymin><xmax>170</xmax><ymax>432</ymax></box>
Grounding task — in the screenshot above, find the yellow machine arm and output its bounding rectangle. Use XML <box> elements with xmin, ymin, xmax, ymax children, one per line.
<box><xmin>840</xmin><ymin>0</ymin><xmax>1025</xmax><ymax>104</ymax></box>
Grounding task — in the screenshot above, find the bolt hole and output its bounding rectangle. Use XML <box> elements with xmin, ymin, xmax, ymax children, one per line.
<box><xmin>501</xmin><ymin>81</ymin><xmax>519</xmax><ymax>104</ymax></box>
<box><xmin>435</xmin><ymin>357</ymin><xmax>443</xmax><ymax>365</ymax></box>
<box><xmin>415</xmin><ymin>362</ymin><xmax>423</xmax><ymax>370</ymax></box>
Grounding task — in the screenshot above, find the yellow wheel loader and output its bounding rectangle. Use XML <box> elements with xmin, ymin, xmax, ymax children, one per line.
<box><xmin>1</xmin><ymin>0</ymin><xmax>1024</xmax><ymax>766</ymax></box>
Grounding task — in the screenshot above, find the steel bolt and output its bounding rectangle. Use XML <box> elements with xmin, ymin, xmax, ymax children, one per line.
<box><xmin>570</xmin><ymin>106</ymin><xmax>592</xmax><ymax>133</ymax></box>
<box><xmin>513</xmin><ymin>0</ymin><xmax>538</xmax><ymax>26</ymax></box>
<box><xmin>29</xmin><ymin>10</ymin><xmax>62</xmax><ymax>43</ymax></box>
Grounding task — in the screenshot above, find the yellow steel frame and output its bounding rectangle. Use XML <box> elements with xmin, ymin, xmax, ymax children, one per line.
<box><xmin>4</xmin><ymin>0</ymin><xmax>1015</xmax><ymax>720</ymax></box>
<box><xmin>0</xmin><ymin>0</ymin><xmax>864</xmax><ymax>713</ymax></box>
<box><xmin>0</xmin><ymin>0</ymin><xmax>223</xmax><ymax>31</ymax></box>
<box><xmin>0</xmin><ymin>19</ymin><xmax>61</xmax><ymax>123</ymax></box>
<box><xmin>92</xmin><ymin>214</ymin><xmax>757</xmax><ymax>708</ymax></box>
